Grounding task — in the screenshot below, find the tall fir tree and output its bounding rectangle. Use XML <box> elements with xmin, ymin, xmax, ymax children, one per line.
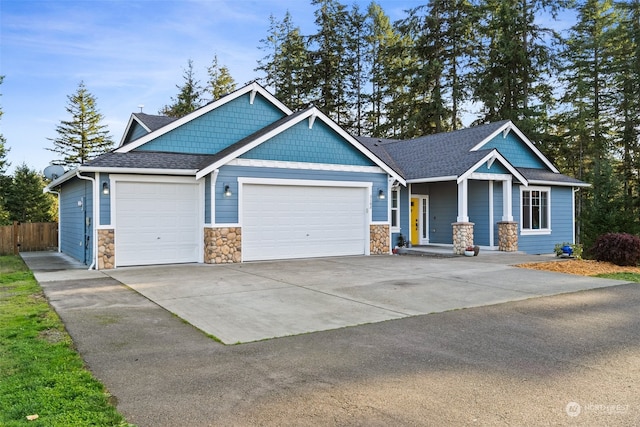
<box><xmin>0</xmin><ymin>75</ymin><xmax>10</xmax><ymax>225</ymax></box>
<box><xmin>5</xmin><ymin>163</ymin><xmax>56</xmax><ymax>223</ymax></box>
<box><xmin>205</xmin><ymin>54</ymin><xmax>236</xmax><ymax>101</ymax></box>
<box><xmin>0</xmin><ymin>76</ymin><xmax>9</xmax><ymax>174</ymax></box>
<box><xmin>47</xmin><ymin>81</ymin><xmax>113</xmax><ymax>167</ymax></box>
<box><xmin>160</xmin><ymin>59</ymin><xmax>203</xmax><ymax>118</ymax></box>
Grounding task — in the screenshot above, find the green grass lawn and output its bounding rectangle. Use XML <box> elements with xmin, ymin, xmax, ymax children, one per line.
<box><xmin>595</xmin><ymin>272</ymin><xmax>640</xmax><ymax>282</ymax></box>
<box><xmin>0</xmin><ymin>255</ymin><xmax>132</xmax><ymax>426</ymax></box>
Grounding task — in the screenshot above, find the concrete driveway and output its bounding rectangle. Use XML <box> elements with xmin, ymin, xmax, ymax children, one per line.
<box><xmin>28</xmin><ymin>252</ymin><xmax>625</xmax><ymax>344</ymax></box>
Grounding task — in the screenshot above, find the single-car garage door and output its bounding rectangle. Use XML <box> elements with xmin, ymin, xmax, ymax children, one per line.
<box><xmin>115</xmin><ymin>181</ymin><xmax>200</xmax><ymax>266</ymax></box>
<box><xmin>242</xmin><ymin>183</ymin><xmax>368</xmax><ymax>261</ymax></box>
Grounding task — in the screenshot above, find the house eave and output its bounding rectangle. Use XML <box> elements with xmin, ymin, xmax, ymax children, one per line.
<box><xmin>407</xmin><ymin>176</ymin><xmax>458</xmax><ymax>184</ymax></box>
<box><xmin>528</xmin><ymin>179</ymin><xmax>591</xmax><ymax>188</ymax></box>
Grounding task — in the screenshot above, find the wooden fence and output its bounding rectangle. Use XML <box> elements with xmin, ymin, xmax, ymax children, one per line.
<box><xmin>0</xmin><ymin>222</ymin><xmax>58</xmax><ymax>255</ymax></box>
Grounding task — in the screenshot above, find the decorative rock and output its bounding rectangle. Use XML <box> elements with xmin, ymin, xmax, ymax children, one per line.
<box><xmin>369</xmin><ymin>224</ymin><xmax>390</xmax><ymax>255</ymax></box>
<box><xmin>498</xmin><ymin>221</ymin><xmax>518</xmax><ymax>252</ymax></box>
<box><xmin>204</xmin><ymin>227</ymin><xmax>242</xmax><ymax>264</ymax></box>
<box><xmin>97</xmin><ymin>229</ymin><xmax>115</xmax><ymax>269</ymax></box>
<box><xmin>452</xmin><ymin>222</ymin><xmax>474</xmax><ymax>255</ymax></box>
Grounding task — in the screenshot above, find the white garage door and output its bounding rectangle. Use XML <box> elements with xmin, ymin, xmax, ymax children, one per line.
<box><xmin>116</xmin><ymin>181</ymin><xmax>200</xmax><ymax>266</ymax></box>
<box><xmin>242</xmin><ymin>184</ymin><xmax>368</xmax><ymax>261</ymax></box>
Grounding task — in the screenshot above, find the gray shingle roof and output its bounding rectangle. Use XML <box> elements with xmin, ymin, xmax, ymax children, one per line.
<box><xmin>85</xmin><ymin>151</ymin><xmax>217</xmax><ymax>171</ymax></box>
<box><xmin>517</xmin><ymin>167</ymin><xmax>586</xmax><ymax>185</ymax></box>
<box><xmin>133</xmin><ymin>113</ymin><xmax>177</xmax><ymax>132</ymax></box>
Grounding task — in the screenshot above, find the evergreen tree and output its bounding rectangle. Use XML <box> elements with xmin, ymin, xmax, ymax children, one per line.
<box><xmin>5</xmin><ymin>163</ymin><xmax>56</xmax><ymax>223</ymax></box>
<box><xmin>160</xmin><ymin>59</ymin><xmax>203</xmax><ymax>118</ymax></box>
<box><xmin>205</xmin><ymin>54</ymin><xmax>236</xmax><ymax>101</ymax></box>
<box><xmin>308</xmin><ymin>0</ymin><xmax>352</xmax><ymax>128</ymax></box>
<box><xmin>256</xmin><ymin>12</ymin><xmax>312</xmax><ymax>111</ymax></box>
<box><xmin>47</xmin><ymin>81</ymin><xmax>113</xmax><ymax>167</ymax></box>
<box><xmin>558</xmin><ymin>0</ymin><xmax>619</xmax><ymax>243</ymax></box>
<box><xmin>471</xmin><ymin>0</ymin><xmax>563</xmax><ymax>140</ymax></box>
<box><xmin>345</xmin><ymin>4</ymin><xmax>368</xmax><ymax>135</ymax></box>
<box><xmin>0</xmin><ymin>76</ymin><xmax>9</xmax><ymax>174</ymax></box>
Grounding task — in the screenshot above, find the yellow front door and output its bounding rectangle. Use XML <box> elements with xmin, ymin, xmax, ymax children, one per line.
<box><xmin>410</xmin><ymin>197</ymin><xmax>419</xmax><ymax>245</ymax></box>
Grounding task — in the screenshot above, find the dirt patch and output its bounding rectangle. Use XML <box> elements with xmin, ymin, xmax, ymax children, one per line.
<box><xmin>517</xmin><ymin>259</ymin><xmax>640</xmax><ymax>276</ymax></box>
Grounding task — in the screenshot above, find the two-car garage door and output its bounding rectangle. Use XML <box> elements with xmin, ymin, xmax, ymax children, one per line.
<box><xmin>242</xmin><ymin>183</ymin><xmax>369</xmax><ymax>261</ymax></box>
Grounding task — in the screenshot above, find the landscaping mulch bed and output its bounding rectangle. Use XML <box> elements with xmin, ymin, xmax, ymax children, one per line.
<box><xmin>517</xmin><ymin>259</ymin><xmax>640</xmax><ymax>276</ymax></box>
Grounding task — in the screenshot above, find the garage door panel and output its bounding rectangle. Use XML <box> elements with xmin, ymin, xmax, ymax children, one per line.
<box><xmin>242</xmin><ymin>184</ymin><xmax>368</xmax><ymax>261</ymax></box>
<box><xmin>116</xmin><ymin>181</ymin><xmax>199</xmax><ymax>267</ymax></box>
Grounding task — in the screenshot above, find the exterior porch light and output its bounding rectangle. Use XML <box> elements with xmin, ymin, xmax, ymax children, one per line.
<box><xmin>224</xmin><ymin>184</ymin><xmax>232</xmax><ymax>197</ymax></box>
<box><xmin>378</xmin><ymin>189</ymin><xmax>386</xmax><ymax>200</ymax></box>
<box><xmin>102</xmin><ymin>181</ymin><xmax>109</xmax><ymax>195</ymax></box>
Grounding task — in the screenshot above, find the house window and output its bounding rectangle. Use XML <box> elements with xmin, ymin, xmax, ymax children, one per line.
<box><xmin>521</xmin><ymin>186</ymin><xmax>550</xmax><ymax>234</ymax></box>
<box><xmin>391</xmin><ymin>187</ymin><xmax>399</xmax><ymax>230</ymax></box>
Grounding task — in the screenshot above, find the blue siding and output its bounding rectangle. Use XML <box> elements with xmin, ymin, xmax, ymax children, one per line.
<box><xmin>60</xmin><ymin>177</ymin><xmax>93</xmax><ymax>264</ymax></box>
<box><xmin>129</xmin><ymin>122</ymin><xmax>148</xmax><ymax>142</ymax></box>
<box><xmin>474</xmin><ymin>161</ymin><xmax>509</xmax><ymax>174</ymax></box>
<box><xmin>99</xmin><ymin>173</ymin><xmax>110</xmax><ymax>225</ymax></box>
<box><xmin>428</xmin><ymin>182</ymin><xmax>457</xmax><ymax>244</ymax></box>
<box><xmin>240</xmin><ymin>120</ymin><xmax>375</xmax><ymax>167</ymax></box>
<box><xmin>493</xmin><ymin>181</ymin><xmax>503</xmax><ymax>244</ymax></box>
<box><xmin>482</xmin><ymin>132</ymin><xmax>547</xmax><ymax>168</ymax></box>
<box><xmin>397</xmin><ymin>186</ymin><xmax>410</xmax><ymax>245</ymax></box>
<box><xmin>136</xmin><ymin>94</ymin><xmax>286</xmax><ymax>154</ymax></box>
<box><xmin>214</xmin><ymin>166</ymin><xmax>388</xmax><ymax>224</ymax></box>
<box><xmin>468</xmin><ymin>181</ymin><xmax>490</xmax><ymax>246</ymax></box>
<box><xmin>515</xmin><ymin>186</ymin><xmax>574</xmax><ymax>254</ymax></box>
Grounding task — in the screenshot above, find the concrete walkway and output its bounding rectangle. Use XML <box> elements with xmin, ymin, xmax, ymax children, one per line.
<box><xmin>23</xmin><ymin>251</ymin><xmax>627</xmax><ymax>344</ymax></box>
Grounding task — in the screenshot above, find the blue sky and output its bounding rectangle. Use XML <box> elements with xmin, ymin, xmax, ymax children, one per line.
<box><xmin>0</xmin><ymin>0</ymin><xmax>574</xmax><ymax>175</ymax></box>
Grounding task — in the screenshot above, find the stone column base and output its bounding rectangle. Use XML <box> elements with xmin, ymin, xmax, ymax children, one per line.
<box><xmin>452</xmin><ymin>222</ymin><xmax>474</xmax><ymax>255</ymax></box>
<box><xmin>370</xmin><ymin>224</ymin><xmax>390</xmax><ymax>255</ymax></box>
<box><xmin>204</xmin><ymin>227</ymin><xmax>242</xmax><ymax>264</ymax></box>
<box><xmin>97</xmin><ymin>229</ymin><xmax>115</xmax><ymax>269</ymax></box>
<box><xmin>498</xmin><ymin>221</ymin><xmax>518</xmax><ymax>251</ymax></box>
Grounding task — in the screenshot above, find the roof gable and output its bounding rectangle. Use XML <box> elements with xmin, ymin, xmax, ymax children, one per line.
<box><xmin>240</xmin><ymin>117</ymin><xmax>375</xmax><ymax>167</ymax></box>
<box><xmin>195</xmin><ymin>107</ymin><xmax>405</xmax><ymax>184</ymax></box>
<box><xmin>116</xmin><ymin>82</ymin><xmax>292</xmax><ymax>154</ymax></box>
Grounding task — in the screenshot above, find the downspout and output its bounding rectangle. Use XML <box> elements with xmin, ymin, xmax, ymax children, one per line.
<box><xmin>76</xmin><ymin>171</ymin><xmax>98</xmax><ymax>270</ymax></box>
<box><xmin>43</xmin><ymin>188</ymin><xmax>61</xmax><ymax>253</ymax></box>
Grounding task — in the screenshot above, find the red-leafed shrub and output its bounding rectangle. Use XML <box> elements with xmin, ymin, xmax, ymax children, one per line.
<box><xmin>590</xmin><ymin>233</ymin><xmax>640</xmax><ymax>266</ymax></box>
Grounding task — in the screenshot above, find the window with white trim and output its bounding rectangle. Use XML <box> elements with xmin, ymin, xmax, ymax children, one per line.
<box><xmin>520</xmin><ymin>186</ymin><xmax>550</xmax><ymax>234</ymax></box>
<box><xmin>391</xmin><ymin>187</ymin><xmax>400</xmax><ymax>231</ymax></box>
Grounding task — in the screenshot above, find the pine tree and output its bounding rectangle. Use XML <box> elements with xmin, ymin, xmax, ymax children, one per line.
<box><xmin>256</xmin><ymin>12</ymin><xmax>312</xmax><ymax>111</ymax></box>
<box><xmin>205</xmin><ymin>54</ymin><xmax>236</xmax><ymax>101</ymax></box>
<box><xmin>5</xmin><ymin>163</ymin><xmax>56</xmax><ymax>223</ymax></box>
<box><xmin>47</xmin><ymin>81</ymin><xmax>113</xmax><ymax>167</ymax></box>
<box><xmin>0</xmin><ymin>75</ymin><xmax>10</xmax><ymax>225</ymax></box>
<box><xmin>0</xmin><ymin>76</ymin><xmax>10</xmax><ymax>174</ymax></box>
<box><xmin>160</xmin><ymin>59</ymin><xmax>203</xmax><ymax>118</ymax></box>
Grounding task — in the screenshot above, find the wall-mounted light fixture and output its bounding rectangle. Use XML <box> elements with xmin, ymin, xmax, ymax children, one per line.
<box><xmin>102</xmin><ymin>181</ymin><xmax>110</xmax><ymax>195</ymax></box>
<box><xmin>224</xmin><ymin>184</ymin><xmax>232</xmax><ymax>197</ymax></box>
<box><xmin>378</xmin><ymin>189</ymin><xmax>386</xmax><ymax>200</ymax></box>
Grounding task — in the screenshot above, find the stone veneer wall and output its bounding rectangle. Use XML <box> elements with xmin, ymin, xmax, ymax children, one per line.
<box><xmin>498</xmin><ymin>221</ymin><xmax>518</xmax><ymax>252</ymax></box>
<box><xmin>97</xmin><ymin>229</ymin><xmax>115</xmax><ymax>269</ymax></box>
<box><xmin>452</xmin><ymin>222</ymin><xmax>474</xmax><ymax>255</ymax></box>
<box><xmin>370</xmin><ymin>224</ymin><xmax>390</xmax><ymax>255</ymax></box>
<box><xmin>204</xmin><ymin>227</ymin><xmax>242</xmax><ymax>264</ymax></box>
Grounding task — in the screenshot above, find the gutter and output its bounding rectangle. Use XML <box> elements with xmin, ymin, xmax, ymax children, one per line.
<box><xmin>75</xmin><ymin>171</ymin><xmax>98</xmax><ymax>270</ymax></box>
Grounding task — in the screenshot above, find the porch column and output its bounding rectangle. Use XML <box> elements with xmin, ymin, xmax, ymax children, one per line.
<box><xmin>498</xmin><ymin>221</ymin><xmax>518</xmax><ymax>252</ymax></box>
<box><xmin>457</xmin><ymin>179</ymin><xmax>469</xmax><ymax>222</ymax></box>
<box><xmin>502</xmin><ymin>177</ymin><xmax>513</xmax><ymax>221</ymax></box>
<box><xmin>452</xmin><ymin>222</ymin><xmax>474</xmax><ymax>255</ymax></box>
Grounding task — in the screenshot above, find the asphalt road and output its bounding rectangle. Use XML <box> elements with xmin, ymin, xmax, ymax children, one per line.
<box><xmin>39</xmin><ymin>274</ymin><xmax>639</xmax><ymax>426</ymax></box>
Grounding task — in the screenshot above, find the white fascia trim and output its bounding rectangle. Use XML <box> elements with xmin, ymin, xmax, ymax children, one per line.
<box><xmin>469</xmin><ymin>172</ymin><xmax>512</xmax><ymax>181</ymax></box>
<box><xmin>406</xmin><ymin>176</ymin><xmax>458</xmax><ymax>184</ymax></box>
<box><xmin>116</xmin><ymin>82</ymin><xmax>293</xmax><ymax>153</ymax></box>
<box><xmin>196</xmin><ymin>107</ymin><xmax>405</xmax><ymax>185</ymax></box>
<box><xmin>118</xmin><ymin>114</ymin><xmax>152</xmax><ymax>147</ymax></box>
<box><xmin>457</xmin><ymin>150</ymin><xmax>528</xmax><ymax>185</ymax></box>
<box><xmin>528</xmin><ymin>179</ymin><xmax>591</xmax><ymax>188</ymax></box>
<box><xmin>371</xmin><ymin>221</ymin><xmax>390</xmax><ymax>226</ymax></box>
<box><xmin>470</xmin><ymin>121</ymin><xmax>559</xmax><ymax>173</ymax></box>
<box><xmin>238</xmin><ymin>177</ymin><xmax>373</xmax><ymax>189</ymax></box>
<box><xmin>226</xmin><ymin>158</ymin><xmax>385</xmax><ymax>174</ymax></box>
